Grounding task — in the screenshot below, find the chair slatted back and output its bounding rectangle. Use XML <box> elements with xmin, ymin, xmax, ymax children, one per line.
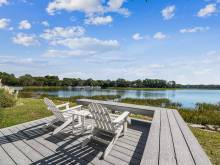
<box><xmin>89</xmin><ymin>103</ymin><xmax>115</xmax><ymax>133</ymax></box>
<box><xmin>44</xmin><ymin>98</ymin><xmax>65</xmax><ymax>121</ymax></box>
<box><xmin>44</xmin><ymin>97</ymin><xmax>56</xmax><ymax>108</ymax></box>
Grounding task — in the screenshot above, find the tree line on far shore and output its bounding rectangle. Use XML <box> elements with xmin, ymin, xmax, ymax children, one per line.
<box><xmin>1</xmin><ymin>71</ymin><xmax>220</xmax><ymax>89</ymax></box>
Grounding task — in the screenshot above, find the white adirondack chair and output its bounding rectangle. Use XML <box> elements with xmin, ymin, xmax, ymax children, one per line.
<box><xmin>44</xmin><ymin>97</ymin><xmax>82</xmax><ymax>135</ymax></box>
<box><xmin>82</xmin><ymin>102</ymin><xmax>130</xmax><ymax>159</ymax></box>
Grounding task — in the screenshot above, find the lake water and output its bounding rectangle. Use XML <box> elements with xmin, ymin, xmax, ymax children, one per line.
<box><xmin>35</xmin><ymin>89</ymin><xmax>220</xmax><ymax>108</ymax></box>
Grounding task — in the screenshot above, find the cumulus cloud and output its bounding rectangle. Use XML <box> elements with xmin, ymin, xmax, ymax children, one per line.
<box><xmin>106</xmin><ymin>0</ymin><xmax>130</xmax><ymax>16</ymax></box>
<box><xmin>52</xmin><ymin>37</ymin><xmax>119</xmax><ymax>51</ymax></box>
<box><xmin>43</xmin><ymin>37</ymin><xmax>119</xmax><ymax>58</ymax></box>
<box><xmin>40</xmin><ymin>24</ymin><xmax>120</xmax><ymax>58</ymax></box>
<box><xmin>85</xmin><ymin>15</ymin><xmax>113</xmax><ymax>25</ymax></box>
<box><xmin>46</xmin><ymin>0</ymin><xmax>130</xmax><ymax>16</ymax></box>
<box><xmin>197</xmin><ymin>4</ymin><xmax>217</xmax><ymax>17</ymax></box>
<box><xmin>0</xmin><ymin>18</ymin><xmax>10</xmax><ymax>29</ymax></box>
<box><xmin>0</xmin><ymin>56</ymin><xmax>48</xmax><ymax>67</ymax></box>
<box><xmin>153</xmin><ymin>32</ymin><xmax>167</xmax><ymax>40</ymax></box>
<box><xmin>180</xmin><ymin>26</ymin><xmax>210</xmax><ymax>33</ymax></box>
<box><xmin>12</xmin><ymin>33</ymin><xmax>39</xmax><ymax>46</ymax></box>
<box><xmin>161</xmin><ymin>5</ymin><xmax>176</xmax><ymax>20</ymax></box>
<box><xmin>132</xmin><ymin>33</ymin><xmax>144</xmax><ymax>41</ymax></box>
<box><xmin>41</xmin><ymin>21</ymin><xmax>50</xmax><ymax>27</ymax></box>
<box><xmin>0</xmin><ymin>0</ymin><xmax>8</xmax><ymax>6</ymax></box>
<box><xmin>19</xmin><ymin>20</ymin><xmax>32</xmax><ymax>29</ymax></box>
<box><xmin>43</xmin><ymin>49</ymin><xmax>97</xmax><ymax>57</ymax></box>
<box><xmin>47</xmin><ymin>0</ymin><xmax>103</xmax><ymax>15</ymax></box>
<box><xmin>41</xmin><ymin>26</ymin><xmax>85</xmax><ymax>41</ymax></box>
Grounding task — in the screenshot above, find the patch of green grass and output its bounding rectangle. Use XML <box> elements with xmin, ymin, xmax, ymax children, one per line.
<box><xmin>191</xmin><ymin>128</ymin><xmax>220</xmax><ymax>165</ymax></box>
<box><xmin>0</xmin><ymin>98</ymin><xmax>76</xmax><ymax>128</ymax></box>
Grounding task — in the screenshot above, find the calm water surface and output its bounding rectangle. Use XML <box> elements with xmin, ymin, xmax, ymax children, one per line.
<box><xmin>35</xmin><ymin>89</ymin><xmax>220</xmax><ymax>108</ymax></box>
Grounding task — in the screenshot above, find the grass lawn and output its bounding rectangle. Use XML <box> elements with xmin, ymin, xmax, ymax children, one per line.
<box><xmin>191</xmin><ymin>128</ymin><xmax>220</xmax><ymax>165</ymax></box>
<box><xmin>0</xmin><ymin>98</ymin><xmax>76</xmax><ymax>128</ymax></box>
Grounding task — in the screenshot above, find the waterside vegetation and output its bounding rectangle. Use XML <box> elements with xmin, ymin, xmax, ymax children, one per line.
<box><xmin>121</xmin><ymin>98</ymin><xmax>220</xmax><ymax>126</ymax></box>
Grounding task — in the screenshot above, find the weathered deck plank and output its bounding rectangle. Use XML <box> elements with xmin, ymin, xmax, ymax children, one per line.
<box><xmin>140</xmin><ymin>110</ymin><xmax>160</xmax><ymax>165</ymax></box>
<box><xmin>0</xmin><ymin>130</ymin><xmax>32</xmax><ymax>165</ymax></box>
<box><xmin>1</xmin><ymin>127</ymin><xmax>43</xmax><ymax>162</ymax></box>
<box><xmin>173</xmin><ymin>110</ymin><xmax>212</xmax><ymax>165</ymax></box>
<box><xmin>159</xmin><ymin>110</ymin><xmax>176</xmax><ymax>165</ymax></box>
<box><xmin>167</xmin><ymin>110</ymin><xmax>195</xmax><ymax>165</ymax></box>
<box><xmin>0</xmin><ymin>116</ymin><xmax>147</xmax><ymax>165</ymax></box>
<box><xmin>0</xmin><ymin>145</ymin><xmax>16</xmax><ymax>165</ymax></box>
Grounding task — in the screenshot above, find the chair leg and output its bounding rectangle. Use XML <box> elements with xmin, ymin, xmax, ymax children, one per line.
<box><xmin>53</xmin><ymin>118</ymin><xmax>72</xmax><ymax>135</ymax></box>
<box><xmin>45</xmin><ymin>118</ymin><xmax>58</xmax><ymax>128</ymax></box>
<box><xmin>102</xmin><ymin>127</ymin><xmax>123</xmax><ymax>159</ymax></box>
<box><xmin>81</xmin><ymin>135</ymin><xmax>92</xmax><ymax>148</ymax></box>
<box><xmin>123</xmin><ymin>118</ymin><xmax>128</xmax><ymax>135</ymax></box>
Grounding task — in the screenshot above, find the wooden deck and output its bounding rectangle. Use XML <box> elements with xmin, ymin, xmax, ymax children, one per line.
<box><xmin>0</xmin><ymin>116</ymin><xmax>150</xmax><ymax>165</ymax></box>
<box><xmin>77</xmin><ymin>99</ymin><xmax>212</xmax><ymax>165</ymax></box>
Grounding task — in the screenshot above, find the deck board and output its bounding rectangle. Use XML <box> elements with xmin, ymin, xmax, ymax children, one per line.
<box><xmin>167</xmin><ymin>110</ymin><xmax>195</xmax><ymax>165</ymax></box>
<box><xmin>0</xmin><ymin>130</ymin><xmax>32</xmax><ymax>165</ymax></box>
<box><xmin>159</xmin><ymin>110</ymin><xmax>176</xmax><ymax>165</ymax></box>
<box><xmin>77</xmin><ymin>99</ymin><xmax>212</xmax><ymax>165</ymax></box>
<box><xmin>0</xmin><ymin>99</ymin><xmax>212</xmax><ymax>165</ymax></box>
<box><xmin>0</xmin><ymin>116</ymin><xmax>148</xmax><ymax>165</ymax></box>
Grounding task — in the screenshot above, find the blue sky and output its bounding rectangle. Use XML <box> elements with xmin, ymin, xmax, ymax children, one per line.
<box><xmin>0</xmin><ymin>0</ymin><xmax>220</xmax><ymax>84</ymax></box>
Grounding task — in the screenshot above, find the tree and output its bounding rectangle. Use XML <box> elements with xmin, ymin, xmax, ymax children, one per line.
<box><xmin>62</xmin><ymin>78</ymin><xmax>72</xmax><ymax>86</ymax></box>
<box><xmin>19</xmin><ymin>74</ymin><xmax>34</xmax><ymax>86</ymax></box>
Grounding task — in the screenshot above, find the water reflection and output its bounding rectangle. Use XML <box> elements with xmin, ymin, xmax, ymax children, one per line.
<box><xmin>35</xmin><ymin>89</ymin><xmax>220</xmax><ymax>108</ymax></box>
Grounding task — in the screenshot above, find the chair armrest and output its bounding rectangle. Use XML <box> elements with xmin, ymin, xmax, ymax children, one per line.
<box><xmin>61</xmin><ymin>105</ymin><xmax>82</xmax><ymax>112</ymax></box>
<box><xmin>56</xmin><ymin>102</ymin><xmax>69</xmax><ymax>109</ymax></box>
<box><xmin>112</xmin><ymin>111</ymin><xmax>130</xmax><ymax>124</ymax></box>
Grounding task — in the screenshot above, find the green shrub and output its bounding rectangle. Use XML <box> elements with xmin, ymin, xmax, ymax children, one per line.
<box><xmin>0</xmin><ymin>91</ymin><xmax>16</xmax><ymax>108</ymax></box>
<box><xmin>178</xmin><ymin>102</ymin><xmax>220</xmax><ymax>125</ymax></box>
<box><xmin>121</xmin><ymin>98</ymin><xmax>220</xmax><ymax>126</ymax></box>
<box><xmin>121</xmin><ymin>98</ymin><xmax>182</xmax><ymax>108</ymax></box>
<box><xmin>18</xmin><ymin>91</ymin><xmax>33</xmax><ymax>98</ymax></box>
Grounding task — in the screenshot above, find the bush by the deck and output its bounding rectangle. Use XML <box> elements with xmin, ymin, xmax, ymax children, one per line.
<box><xmin>0</xmin><ymin>89</ymin><xmax>16</xmax><ymax>108</ymax></box>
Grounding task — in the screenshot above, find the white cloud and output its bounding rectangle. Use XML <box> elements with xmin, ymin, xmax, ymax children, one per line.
<box><xmin>193</xmin><ymin>68</ymin><xmax>212</xmax><ymax>75</ymax></box>
<box><xmin>41</xmin><ymin>26</ymin><xmax>85</xmax><ymax>40</ymax></box>
<box><xmin>149</xmin><ymin>64</ymin><xmax>164</xmax><ymax>69</ymax></box>
<box><xmin>46</xmin><ymin>0</ymin><xmax>130</xmax><ymax>16</ymax></box>
<box><xmin>85</xmin><ymin>15</ymin><xmax>113</xmax><ymax>25</ymax></box>
<box><xmin>41</xmin><ymin>25</ymin><xmax>120</xmax><ymax>57</ymax></box>
<box><xmin>107</xmin><ymin>0</ymin><xmax>130</xmax><ymax>16</ymax></box>
<box><xmin>132</xmin><ymin>33</ymin><xmax>144</xmax><ymax>41</ymax></box>
<box><xmin>108</xmin><ymin>0</ymin><xmax>125</xmax><ymax>10</ymax></box>
<box><xmin>12</xmin><ymin>33</ymin><xmax>39</xmax><ymax>46</ymax></box>
<box><xmin>0</xmin><ymin>18</ymin><xmax>10</xmax><ymax>29</ymax></box>
<box><xmin>47</xmin><ymin>0</ymin><xmax>103</xmax><ymax>15</ymax></box>
<box><xmin>153</xmin><ymin>32</ymin><xmax>167</xmax><ymax>40</ymax></box>
<box><xmin>41</xmin><ymin>21</ymin><xmax>50</xmax><ymax>27</ymax></box>
<box><xmin>43</xmin><ymin>37</ymin><xmax>119</xmax><ymax>58</ymax></box>
<box><xmin>0</xmin><ymin>0</ymin><xmax>8</xmax><ymax>6</ymax></box>
<box><xmin>197</xmin><ymin>4</ymin><xmax>217</xmax><ymax>17</ymax></box>
<box><xmin>0</xmin><ymin>56</ymin><xmax>48</xmax><ymax>66</ymax></box>
<box><xmin>161</xmin><ymin>5</ymin><xmax>176</xmax><ymax>20</ymax></box>
<box><xmin>19</xmin><ymin>20</ymin><xmax>32</xmax><ymax>30</ymax></box>
<box><xmin>180</xmin><ymin>26</ymin><xmax>210</xmax><ymax>33</ymax></box>
<box><xmin>53</xmin><ymin>37</ymin><xmax>119</xmax><ymax>51</ymax></box>
<box><xmin>43</xmin><ymin>49</ymin><xmax>97</xmax><ymax>57</ymax></box>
